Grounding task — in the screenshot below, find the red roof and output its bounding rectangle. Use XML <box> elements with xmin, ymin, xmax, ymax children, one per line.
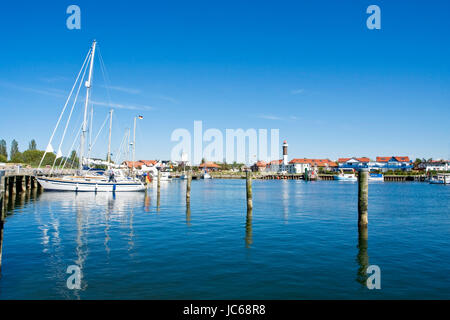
<box><xmin>289</xmin><ymin>158</ymin><xmax>338</xmax><ymax>167</ymax></box>
<box><xmin>268</xmin><ymin>159</ymin><xmax>283</xmax><ymax>165</ymax></box>
<box><xmin>376</xmin><ymin>156</ymin><xmax>410</xmax><ymax>162</ymax></box>
<box><xmin>338</xmin><ymin>157</ymin><xmax>370</xmax><ymax>163</ymax></box>
<box><xmin>123</xmin><ymin>161</ymin><xmax>143</xmax><ymax>169</ymax></box>
<box><xmin>254</xmin><ymin>161</ymin><xmax>266</xmax><ymax>167</ymax></box>
<box><xmin>199</xmin><ymin>162</ymin><xmax>220</xmax><ymax>168</ymax></box>
<box><xmin>139</xmin><ymin>160</ymin><xmax>158</xmax><ymax>166</ymax></box>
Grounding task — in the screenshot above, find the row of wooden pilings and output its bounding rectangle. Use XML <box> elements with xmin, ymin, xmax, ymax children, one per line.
<box><xmin>0</xmin><ymin>174</ymin><xmax>42</xmax><ymax>271</ymax></box>
<box><xmin>166</xmin><ymin>169</ymin><xmax>368</xmax><ymax>251</ymax></box>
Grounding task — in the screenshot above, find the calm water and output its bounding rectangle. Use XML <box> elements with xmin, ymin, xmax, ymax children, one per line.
<box><xmin>0</xmin><ymin>179</ymin><xmax>449</xmax><ymax>299</ymax></box>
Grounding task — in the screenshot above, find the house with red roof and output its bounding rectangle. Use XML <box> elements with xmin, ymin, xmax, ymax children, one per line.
<box><xmin>287</xmin><ymin>158</ymin><xmax>338</xmax><ymax>173</ymax></box>
<box><xmin>338</xmin><ymin>157</ymin><xmax>371</xmax><ymax>169</ymax></box>
<box><xmin>199</xmin><ymin>162</ymin><xmax>220</xmax><ymax>171</ymax></box>
<box><xmin>251</xmin><ymin>160</ymin><xmax>267</xmax><ymax>172</ymax></box>
<box><xmin>375</xmin><ymin>156</ymin><xmax>413</xmax><ymax>172</ymax></box>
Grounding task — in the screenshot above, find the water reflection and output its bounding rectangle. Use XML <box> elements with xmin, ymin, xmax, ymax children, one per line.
<box><xmin>156</xmin><ymin>190</ymin><xmax>161</xmax><ymax>213</ymax></box>
<box><xmin>0</xmin><ymin>219</ymin><xmax>4</xmax><ymax>274</ymax></box>
<box><xmin>356</xmin><ymin>226</ymin><xmax>369</xmax><ymax>286</ymax></box>
<box><xmin>38</xmin><ymin>192</ymin><xmax>146</xmax><ymax>293</ymax></box>
<box><xmin>245</xmin><ymin>208</ymin><xmax>253</xmax><ymax>248</ymax></box>
<box><xmin>186</xmin><ymin>203</ymin><xmax>191</xmax><ymax>226</ymax></box>
<box><xmin>281</xmin><ymin>180</ymin><xmax>289</xmax><ymax>223</ymax></box>
<box><xmin>144</xmin><ymin>192</ymin><xmax>151</xmax><ymax>212</ymax></box>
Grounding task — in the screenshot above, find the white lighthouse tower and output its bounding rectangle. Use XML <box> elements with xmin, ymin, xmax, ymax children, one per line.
<box><xmin>282</xmin><ymin>140</ymin><xmax>288</xmax><ymax>166</ymax></box>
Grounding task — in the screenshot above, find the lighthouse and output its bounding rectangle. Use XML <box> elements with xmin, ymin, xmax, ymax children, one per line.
<box><xmin>282</xmin><ymin>140</ymin><xmax>288</xmax><ymax>165</ymax></box>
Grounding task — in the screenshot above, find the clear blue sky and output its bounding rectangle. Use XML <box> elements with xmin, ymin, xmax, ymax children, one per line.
<box><xmin>0</xmin><ymin>0</ymin><xmax>449</xmax><ymax>162</ymax></box>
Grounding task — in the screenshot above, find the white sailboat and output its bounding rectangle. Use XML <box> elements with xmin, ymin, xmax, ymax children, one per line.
<box><xmin>36</xmin><ymin>40</ymin><xmax>145</xmax><ymax>192</ymax></box>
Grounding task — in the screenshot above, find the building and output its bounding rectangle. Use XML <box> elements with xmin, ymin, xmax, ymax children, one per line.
<box><xmin>287</xmin><ymin>159</ymin><xmax>311</xmax><ymax>174</ymax></box>
<box><xmin>288</xmin><ymin>158</ymin><xmax>337</xmax><ymax>173</ymax></box>
<box><xmin>337</xmin><ymin>157</ymin><xmax>371</xmax><ymax>169</ymax></box>
<box><xmin>418</xmin><ymin>160</ymin><xmax>450</xmax><ymax>172</ymax></box>
<box><xmin>251</xmin><ymin>161</ymin><xmax>267</xmax><ymax>172</ymax></box>
<box><xmin>266</xmin><ymin>159</ymin><xmax>284</xmax><ymax>173</ymax></box>
<box><xmin>199</xmin><ymin>162</ymin><xmax>220</xmax><ymax>171</ymax></box>
<box><xmin>376</xmin><ymin>156</ymin><xmax>413</xmax><ymax>172</ymax></box>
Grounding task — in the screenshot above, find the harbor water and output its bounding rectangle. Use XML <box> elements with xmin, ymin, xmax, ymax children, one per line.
<box><xmin>0</xmin><ymin>180</ymin><xmax>449</xmax><ymax>299</ymax></box>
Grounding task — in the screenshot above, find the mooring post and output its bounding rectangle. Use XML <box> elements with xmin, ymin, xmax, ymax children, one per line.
<box><xmin>186</xmin><ymin>171</ymin><xmax>192</xmax><ymax>204</ymax></box>
<box><xmin>0</xmin><ymin>173</ymin><xmax>4</xmax><ymax>220</ymax></box>
<box><xmin>246</xmin><ymin>170</ymin><xmax>253</xmax><ymax>210</ymax></box>
<box><xmin>0</xmin><ymin>217</ymin><xmax>3</xmax><ymax>272</ymax></box>
<box><xmin>157</xmin><ymin>171</ymin><xmax>161</xmax><ymax>191</ymax></box>
<box><xmin>10</xmin><ymin>176</ymin><xmax>16</xmax><ymax>195</ymax></box>
<box><xmin>358</xmin><ymin>168</ymin><xmax>369</xmax><ymax>227</ymax></box>
<box><xmin>156</xmin><ymin>171</ymin><xmax>161</xmax><ymax>212</ymax></box>
<box><xmin>25</xmin><ymin>175</ymin><xmax>31</xmax><ymax>190</ymax></box>
<box><xmin>245</xmin><ymin>207</ymin><xmax>253</xmax><ymax>248</ymax></box>
<box><xmin>356</xmin><ymin>225</ymin><xmax>369</xmax><ymax>285</ymax></box>
<box><xmin>15</xmin><ymin>176</ymin><xmax>24</xmax><ymax>193</ymax></box>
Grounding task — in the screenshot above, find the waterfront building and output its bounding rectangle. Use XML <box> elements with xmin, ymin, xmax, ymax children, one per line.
<box><xmin>199</xmin><ymin>162</ymin><xmax>220</xmax><ymax>171</ymax></box>
<box><xmin>337</xmin><ymin>157</ymin><xmax>371</xmax><ymax>169</ymax></box>
<box><xmin>418</xmin><ymin>160</ymin><xmax>450</xmax><ymax>172</ymax></box>
<box><xmin>287</xmin><ymin>158</ymin><xmax>337</xmax><ymax>174</ymax></box>
<box><xmin>251</xmin><ymin>161</ymin><xmax>267</xmax><ymax>172</ymax></box>
<box><xmin>376</xmin><ymin>156</ymin><xmax>413</xmax><ymax>172</ymax></box>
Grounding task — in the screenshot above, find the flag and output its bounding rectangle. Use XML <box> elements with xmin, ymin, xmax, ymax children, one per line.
<box><xmin>138</xmin><ymin>115</ymin><xmax>143</xmax><ymax>119</ymax></box>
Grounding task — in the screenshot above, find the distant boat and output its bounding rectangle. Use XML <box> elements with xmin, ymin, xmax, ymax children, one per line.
<box><xmin>159</xmin><ymin>171</ymin><xmax>172</xmax><ymax>181</ymax></box>
<box><xmin>429</xmin><ymin>174</ymin><xmax>450</xmax><ymax>185</ymax></box>
<box><xmin>201</xmin><ymin>170</ymin><xmax>212</xmax><ymax>179</ymax></box>
<box><xmin>368</xmin><ymin>173</ymin><xmax>384</xmax><ymax>181</ymax></box>
<box><xmin>334</xmin><ymin>169</ymin><xmax>357</xmax><ymax>181</ymax></box>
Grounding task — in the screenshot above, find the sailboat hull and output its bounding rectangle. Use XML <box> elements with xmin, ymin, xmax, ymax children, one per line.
<box><xmin>37</xmin><ymin>177</ymin><xmax>146</xmax><ymax>192</ymax></box>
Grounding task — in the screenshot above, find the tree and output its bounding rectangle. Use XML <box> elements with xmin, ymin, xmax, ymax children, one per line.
<box><xmin>0</xmin><ymin>154</ymin><xmax>6</xmax><ymax>162</ymax></box>
<box><xmin>68</xmin><ymin>150</ymin><xmax>79</xmax><ymax>167</ymax></box>
<box><xmin>22</xmin><ymin>149</ymin><xmax>45</xmax><ymax>166</ymax></box>
<box><xmin>10</xmin><ymin>151</ymin><xmax>23</xmax><ymax>163</ymax></box>
<box><xmin>0</xmin><ymin>139</ymin><xmax>7</xmax><ymax>159</ymax></box>
<box><xmin>28</xmin><ymin>139</ymin><xmax>37</xmax><ymax>150</ymax></box>
<box><xmin>10</xmin><ymin>139</ymin><xmax>19</xmax><ymax>161</ymax></box>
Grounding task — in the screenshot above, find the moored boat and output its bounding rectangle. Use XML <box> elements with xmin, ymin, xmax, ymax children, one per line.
<box><xmin>429</xmin><ymin>174</ymin><xmax>450</xmax><ymax>185</ymax></box>
<box><xmin>368</xmin><ymin>173</ymin><xmax>384</xmax><ymax>181</ymax></box>
<box><xmin>333</xmin><ymin>169</ymin><xmax>357</xmax><ymax>181</ymax></box>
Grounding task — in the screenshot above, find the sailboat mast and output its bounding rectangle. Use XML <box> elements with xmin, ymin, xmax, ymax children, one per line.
<box><xmin>132</xmin><ymin>116</ymin><xmax>137</xmax><ymax>175</ymax></box>
<box><xmin>79</xmin><ymin>40</ymin><xmax>97</xmax><ymax>171</ymax></box>
<box><xmin>107</xmin><ymin>108</ymin><xmax>113</xmax><ymax>168</ymax></box>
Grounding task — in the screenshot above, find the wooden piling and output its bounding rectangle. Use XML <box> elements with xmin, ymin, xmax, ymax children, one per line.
<box><xmin>245</xmin><ymin>208</ymin><xmax>253</xmax><ymax>248</ymax></box>
<box><xmin>356</xmin><ymin>226</ymin><xmax>369</xmax><ymax>285</ymax></box>
<box><xmin>156</xmin><ymin>171</ymin><xmax>161</xmax><ymax>212</ymax></box>
<box><xmin>0</xmin><ymin>218</ymin><xmax>3</xmax><ymax>272</ymax></box>
<box><xmin>157</xmin><ymin>171</ymin><xmax>161</xmax><ymax>191</ymax></box>
<box><xmin>0</xmin><ymin>173</ymin><xmax>4</xmax><ymax>272</ymax></box>
<box><xmin>358</xmin><ymin>168</ymin><xmax>369</xmax><ymax>227</ymax></box>
<box><xmin>9</xmin><ymin>176</ymin><xmax>16</xmax><ymax>195</ymax></box>
<box><xmin>246</xmin><ymin>170</ymin><xmax>253</xmax><ymax>210</ymax></box>
<box><xmin>186</xmin><ymin>171</ymin><xmax>192</xmax><ymax>204</ymax></box>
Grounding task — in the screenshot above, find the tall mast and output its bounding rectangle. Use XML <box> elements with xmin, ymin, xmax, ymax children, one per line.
<box><xmin>79</xmin><ymin>40</ymin><xmax>97</xmax><ymax>171</ymax></box>
<box><xmin>107</xmin><ymin>108</ymin><xmax>113</xmax><ymax>168</ymax></box>
<box><xmin>132</xmin><ymin>116</ymin><xmax>137</xmax><ymax>175</ymax></box>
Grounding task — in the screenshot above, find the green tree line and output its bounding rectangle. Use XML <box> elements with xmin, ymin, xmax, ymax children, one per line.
<box><xmin>0</xmin><ymin>139</ymin><xmax>79</xmax><ymax>168</ymax></box>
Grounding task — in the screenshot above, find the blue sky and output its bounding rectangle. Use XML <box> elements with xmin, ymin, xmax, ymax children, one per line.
<box><xmin>0</xmin><ymin>0</ymin><xmax>449</xmax><ymax>162</ymax></box>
